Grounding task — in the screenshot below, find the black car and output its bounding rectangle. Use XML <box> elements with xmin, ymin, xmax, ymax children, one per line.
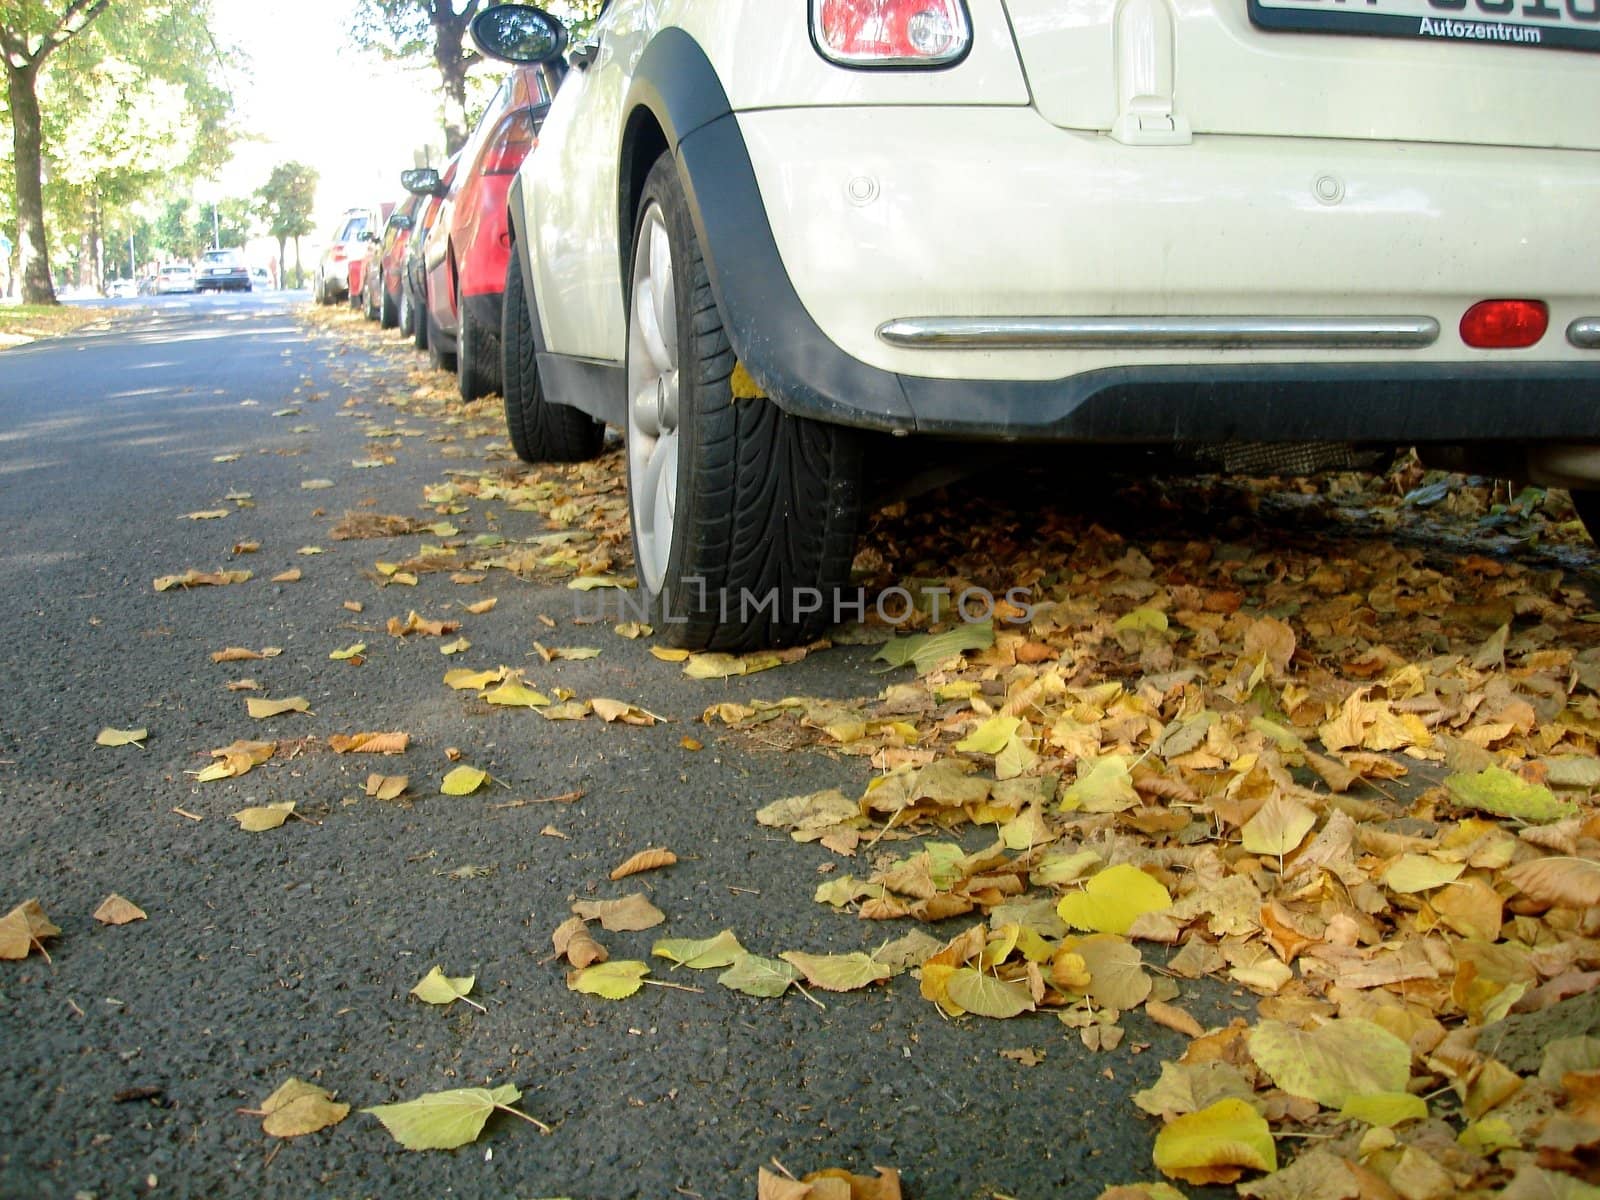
<box><xmin>195</xmin><ymin>248</ymin><xmax>251</xmax><ymax>292</ymax></box>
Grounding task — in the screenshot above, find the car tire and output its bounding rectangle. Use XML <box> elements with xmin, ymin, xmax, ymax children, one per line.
<box><xmin>427</xmin><ymin>307</ymin><xmax>455</xmax><ymax>372</ymax></box>
<box><xmin>502</xmin><ymin>252</ymin><xmax>603</xmax><ymax>464</ymax></box>
<box><xmin>365</xmin><ymin>274</ymin><xmax>380</xmax><ymax>321</ymax></box>
<box><xmin>457</xmin><ymin>291</ymin><xmax>500</xmax><ymax>402</ymax></box>
<box><xmin>380</xmin><ymin>278</ymin><xmax>399</xmax><ymax>330</ymax></box>
<box><xmin>399</xmin><ymin>281</ymin><xmax>414</xmax><ymax>339</ymax></box>
<box><xmin>625</xmin><ymin>155</ymin><xmax>862</xmax><ymax>651</ymax></box>
<box><xmin>411</xmin><ymin>282</ymin><xmax>429</xmax><ymax>351</ymax></box>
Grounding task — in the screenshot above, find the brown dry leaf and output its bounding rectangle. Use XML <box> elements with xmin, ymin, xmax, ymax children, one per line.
<box><xmin>591</xmin><ymin>698</ymin><xmax>660</xmax><ymax>726</ymax></box>
<box><xmin>0</xmin><ymin>899</ymin><xmax>60</xmax><ymax>960</ymax></box>
<box><xmin>465</xmin><ymin>597</ymin><xmax>497</xmax><ymax>615</ymax></box>
<box><xmin>364</xmin><ymin>774</ymin><xmax>408</xmax><ymax>801</ymax></box>
<box><xmin>257</xmin><ymin>1077</ymin><xmax>350</xmax><ymax>1138</ymax></box>
<box><xmin>610</xmin><ymin>848</ymin><xmax>678</xmax><ymax>881</ymax></box>
<box><xmin>571</xmin><ymin>894</ymin><xmax>666</xmax><ymax>932</ymax></box>
<box><xmin>1505</xmin><ymin>856</ymin><xmax>1600</xmax><ymax>909</ymax></box>
<box><xmin>92</xmin><ymin>894</ymin><xmax>147</xmax><ymax>926</ymax></box>
<box><xmin>154</xmin><ymin>568</ymin><xmax>250</xmax><ymax>591</ymax></box>
<box><xmin>272</xmin><ymin>568</ymin><xmax>303</xmax><ymax>583</ymax></box>
<box><xmin>387</xmin><ymin>611</ymin><xmax>460</xmax><ymax>638</ymax></box>
<box><xmin>329</xmin><ymin>512</ymin><xmax>421</xmax><ymax>540</ymax></box>
<box><xmin>210</xmin><ymin>647</ymin><xmax>265</xmax><ymax>663</ymax></box>
<box><xmin>552</xmin><ymin>917</ymin><xmax>608</xmax><ymax>969</ymax></box>
<box><xmin>1000</xmin><ymin>1047</ymin><xmax>1047</xmax><ymax>1067</ymax></box>
<box><xmin>328</xmin><ymin>731</ymin><xmax>410</xmax><ymax>755</ymax></box>
<box><xmin>1146</xmin><ymin>1000</ymin><xmax>1206</xmax><ymax>1039</ymax></box>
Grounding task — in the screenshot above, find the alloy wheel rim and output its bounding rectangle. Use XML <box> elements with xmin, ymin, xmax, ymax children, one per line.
<box><xmin>626</xmin><ymin>203</ymin><xmax>679</xmax><ymax>595</ymax></box>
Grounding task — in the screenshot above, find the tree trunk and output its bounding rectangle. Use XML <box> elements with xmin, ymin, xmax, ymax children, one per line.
<box><xmin>292</xmin><ymin>236</ymin><xmax>303</xmax><ymax>288</ymax></box>
<box><xmin>6</xmin><ymin>59</ymin><xmax>56</xmax><ymax>305</ymax></box>
<box><xmin>437</xmin><ymin>24</ymin><xmax>471</xmax><ymax>154</ymax></box>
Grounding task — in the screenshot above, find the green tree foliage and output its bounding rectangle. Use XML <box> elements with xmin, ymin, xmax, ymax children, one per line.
<box><xmin>350</xmin><ymin>0</ymin><xmax>606</xmax><ymax>154</ymax></box>
<box><xmin>1</xmin><ymin>0</ymin><xmax>235</xmax><ymax>301</ymax></box>
<box><xmin>255</xmin><ymin>161</ymin><xmax>317</xmax><ymax>289</ymax></box>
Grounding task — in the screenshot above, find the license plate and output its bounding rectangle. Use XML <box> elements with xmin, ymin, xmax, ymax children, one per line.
<box><xmin>1249</xmin><ymin>0</ymin><xmax>1600</xmax><ymax>52</ymax></box>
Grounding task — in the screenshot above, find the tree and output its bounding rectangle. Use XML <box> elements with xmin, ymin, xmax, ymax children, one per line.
<box><xmin>1</xmin><ymin>1</ymin><xmax>112</xmax><ymax>303</ymax></box>
<box><xmin>351</xmin><ymin>0</ymin><xmax>606</xmax><ymax>153</ymax></box>
<box><xmin>256</xmin><ymin>162</ymin><xmax>317</xmax><ymax>289</ymax></box>
<box><xmin>2</xmin><ymin>0</ymin><xmax>235</xmax><ymax>302</ymax></box>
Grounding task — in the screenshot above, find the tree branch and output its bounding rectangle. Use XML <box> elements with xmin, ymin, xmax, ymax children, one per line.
<box><xmin>34</xmin><ymin>0</ymin><xmax>113</xmax><ymax>64</ymax></box>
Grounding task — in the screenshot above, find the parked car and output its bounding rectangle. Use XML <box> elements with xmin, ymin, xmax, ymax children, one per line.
<box><xmin>250</xmin><ymin>267</ymin><xmax>270</xmax><ymax>290</ymax></box>
<box><xmin>107</xmin><ymin>278</ymin><xmax>138</xmax><ymax>299</ymax></box>
<box><xmin>402</xmin><ymin>61</ymin><xmax>552</xmax><ymax>400</ymax></box>
<box><xmin>477</xmin><ymin>3</ymin><xmax>1600</xmax><ymax>650</ymax></box>
<box><xmin>312</xmin><ymin>208</ymin><xmax>377</xmax><ymax>304</ymax></box>
<box><xmin>196</xmin><ymin>247</ymin><xmax>251</xmax><ymax>292</ymax></box>
<box><xmin>361</xmin><ymin>193</ymin><xmax>421</xmax><ymax>328</ymax></box>
<box><xmin>154</xmin><ymin>264</ymin><xmax>197</xmax><ymax>295</ymax></box>
<box><xmin>399</xmin><ymin>157</ymin><xmax>459</xmax><ymax>351</ymax></box>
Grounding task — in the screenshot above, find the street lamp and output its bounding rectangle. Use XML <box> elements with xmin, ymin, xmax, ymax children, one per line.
<box><xmin>212</xmin><ymin>202</ymin><xmax>220</xmax><ymax>250</ymax></box>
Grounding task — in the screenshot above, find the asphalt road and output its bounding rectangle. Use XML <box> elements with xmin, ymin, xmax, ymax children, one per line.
<box><xmin>0</xmin><ymin>293</ymin><xmax>1233</xmax><ymax>1200</ymax></box>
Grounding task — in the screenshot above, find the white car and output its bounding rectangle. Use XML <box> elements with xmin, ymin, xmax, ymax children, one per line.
<box><xmin>154</xmin><ymin>264</ymin><xmax>197</xmax><ymax>295</ymax></box>
<box><xmin>475</xmin><ymin>1</ymin><xmax>1600</xmax><ymax>650</ymax></box>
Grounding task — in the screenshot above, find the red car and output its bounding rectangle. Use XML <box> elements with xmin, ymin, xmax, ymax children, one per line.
<box><xmin>405</xmin><ymin>63</ymin><xmax>554</xmax><ymax>400</ymax></box>
<box><xmin>361</xmin><ymin>193</ymin><xmax>423</xmax><ymax>328</ymax></box>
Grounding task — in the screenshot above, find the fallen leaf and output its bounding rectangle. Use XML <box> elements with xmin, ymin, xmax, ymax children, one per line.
<box><xmin>652</xmin><ymin>930</ymin><xmax>746</xmax><ymax>970</ymax></box>
<box><xmin>568</xmin><ymin>574</ymin><xmax>635</xmax><ymax>591</ymax></box>
<box><xmin>1339</xmin><ymin>1091</ymin><xmax>1427</xmax><ymax>1127</ymax></box>
<box><xmin>552</xmin><ymin>917</ymin><xmax>607</xmax><ymax>969</ymax></box>
<box><xmin>779</xmin><ymin>951</ymin><xmax>891</xmax><ymax>992</ymax></box>
<box><xmin>364</xmin><ymin>774</ymin><xmax>408</xmax><ymax>801</ymax></box>
<box><xmin>328</xmin><ymin>731</ymin><xmax>409</xmax><ymax>755</ymax></box>
<box><xmin>1445</xmin><ymin>766</ymin><xmax>1576</xmax><ymax>823</ymax></box>
<box><xmin>874</xmin><ymin>622</ymin><xmax>994</xmax><ymax>674</ymax></box>
<box><xmin>1145</xmin><ymin>1000</ymin><xmax>1205</xmax><ymax>1039</ymax></box>
<box><xmin>182</xmin><ymin>509</ymin><xmax>229</xmax><ymax>520</ymax></box>
<box><xmin>440</xmin><ymin>766</ymin><xmax>487</xmax><ymax>796</ymax></box>
<box><xmin>465</xmin><ymin>597</ymin><xmax>498</xmax><ymax>615</ymax></box>
<box><xmin>569</xmin><ymin>960</ymin><xmax>650</xmax><ymax>1000</ymax></box>
<box><xmin>718</xmin><ymin>954</ymin><xmax>800</xmax><ymax>998</ymax></box>
<box><xmin>439</xmin><ymin>638</ymin><xmax>471</xmax><ymax>656</ymax></box>
<box><xmin>363</xmin><ymin>1084</ymin><xmax>535</xmax><ymax>1150</ymax></box>
<box><xmin>95</xmin><ymin>727</ymin><xmax>147</xmax><ymax>748</ymax></box>
<box><xmin>572</xmin><ymin>894</ymin><xmax>666</xmax><ymax>932</ymax></box>
<box><xmin>1075</xmin><ymin>934</ymin><xmax>1153</xmax><ymax>1010</ymax></box>
<box><xmin>1505</xmin><ymin>856</ymin><xmax>1600</xmax><ymax>909</ymax></box>
<box><xmin>1241</xmin><ymin>795</ymin><xmax>1317</xmax><ymax>858</ymax></box>
<box><xmin>154</xmin><ymin>569</ymin><xmax>250</xmax><ymax>592</ymax></box>
<box><xmin>482</xmin><ymin>680</ymin><xmax>549</xmax><ymax>708</ymax></box>
<box><xmin>1056</xmin><ymin>864</ymin><xmax>1173</xmax><ymax>936</ymax></box>
<box><xmin>410</xmin><ymin>966</ymin><xmax>483</xmax><ymax>1011</ymax></box>
<box><xmin>615</xmin><ymin>622</ymin><xmax>652</xmax><ymax>639</ymax></box>
<box><xmin>233</xmin><ymin>801</ymin><xmax>296</xmax><ymax>832</ymax></box>
<box><xmin>258</xmin><ymin>1078</ymin><xmax>350</xmax><ymax>1138</ymax></box>
<box><xmin>944</xmin><ymin>967</ymin><xmax>1036</xmax><ymax>1018</ymax></box>
<box><xmin>1382</xmin><ymin>853</ymin><xmax>1465</xmax><ymax>893</ymax></box>
<box><xmin>246</xmin><ymin>696</ymin><xmax>311</xmax><ymax>719</ymax></box>
<box><xmin>210</xmin><ymin>647</ymin><xmax>265</xmax><ymax>662</ymax></box>
<box><xmin>328</xmin><ymin>643</ymin><xmax>366</xmax><ymax>661</ymax></box>
<box><xmin>611</xmin><ymin>848</ymin><xmax>678</xmax><ymax>881</ymax></box>
<box><xmin>444</xmin><ymin>667</ymin><xmax>507</xmax><ymax>690</ymax></box>
<box><xmin>0</xmin><ymin>899</ymin><xmax>60</xmax><ymax>960</ymax></box>
<box><xmin>271</xmin><ymin>568</ymin><xmax>302</xmax><ymax>583</ymax></box>
<box><xmin>92</xmin><ymin>895</ymin><xmax>147</xmax><ymax>925</ymax></box>
<box><xmin>591</xmin><ymin>698</ymin><xmax>659</xmax><ymax>725</ymax></box>
<box><xmin>1247</xmin><ymin>1017</ymin><xmax>1411</xmax><ymax>1109</ymax></box>
<box><xmin>1152</xmin><ymin>1097</ymin><xmax>1277</xmax><ymax>1185</ymax></box>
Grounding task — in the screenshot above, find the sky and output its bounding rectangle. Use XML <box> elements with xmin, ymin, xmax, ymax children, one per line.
<box><xmin>207</xmin><ymin>0</ymin><xmax>467</xmax><ymax>240</ymax></box>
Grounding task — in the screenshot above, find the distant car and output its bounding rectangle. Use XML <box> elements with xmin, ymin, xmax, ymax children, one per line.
<box><xmin>154</xmin><ymin>264</ymin><xmax>196</xmax><ymax>295</ymax></box>
<box><xmin>405</xmin><ymin>60</ymin><xmax>552</xmax><ymax>399</ymax></box>
<box><xmin>107</xmin><ymin>278</ymin><xmax>138</xmax><ymax>299</ymax></box>
<box><xmin>312</xmin><ymin>208</ymin><xmax>376</xmax><ymax>305</ymax></box>
<box><xmin>250</xmin><ymin>267</ymin><xmax>270</xmax><ymax>290</ymax></box>
<box><xmin>400</xmin><ymin>158</ymin><xmax>458</xmax><ymax>350</ymax></box>
<box><xmin>196</xmin><ymin>248</ymin><xmax>251</xmax><ymax>292</ymax></box>
<box><xmin>362</xmin><ymin>193</ymin><xmax>422</xmax><ymax>328</ymax></box>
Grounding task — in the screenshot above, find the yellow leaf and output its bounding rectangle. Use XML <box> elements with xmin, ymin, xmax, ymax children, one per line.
<box><xmin>568</xmin><ymin>574</ymin><xmax>635</xmax><ymax>591</ymax></box>
<box><xmin>569</xmin><ymin>960</ymin><xmax>649</xmax><ymax>1000</ymax></box>
<box><xmin>955</xmin><ymin>715</ymin><xmax>1021</xmax><ymax>756</ymax></box>
<box><xmin>443</xmin><ymin>667</ymin><xmax>506</xmax><ymax>691</ymax></box>
<box><xmin>1247</xmin><ymin>1018</ymin><xmax>1411</xmax><ymax>1108</ymax></box>
<box><xmin>610</xmin><ymin>848</ymin><xmax>678</xmax><ymax>880</ymax></box>
<box><xmin>363</xmin><ymin>1084</ymin><xmax>524</xmax><ymax>1150</ymax></box>
<box><xmin>327</xmin><ymin>731</ymin><xmax>409</xmax><ymax>754</ymax></box>
<box><xmin>1152</xmin><ymin>1098</ymin><xmax>1277</xmax><ymax>1186</ymax></box>
<box><xmin>1114</xmin><ymin>607</ymin><xmax>1170</xmax><ymax>635</ymax></box>
<box><xmin>591</xmin><ymin>698</ymin><xmax>658</xmax><ymax>725</ymax></box>
<box><xmin>652</xmin><ymin>930</ymin><xmax>746</xmax><ymax>970</ymax></box>
<box><xmin>410</xmin><ymin>966</ymin><xmax>481</xmax><ymax>1009</ymax></box>
<box><xmin>439</xmin><ymin>638</ymin><xmax>471</xmax><ymax>656</ymax></box>
<box><xmin>1382</xmin><ymin>853</ymin><xmax>1466</xmax><ymax>894</ymax></box>
<box><xmin>365</xmin><ymin>774</ymin><xmax>409</xmax><ymax>801</ymax></box>
<box><xmin>95</xmin><ymin>727</ymin><xmax>147</xmax><ymax>748</ymax></box>
<box><xmin>233</xmin><ymin>801</ymin><xmax>295</xmax><ymax>832</ymax></box>
<box><xmin>329</xmin><ymin>643</ymin><xmax>366</xmax><ymax>660</ymax></box>
<box><xmin>1057</xmin><ymin>864</ymin><xmax>1173</xmax><ymax>936</ymax></box>
<box><xmin>1074</xmin><ymin>934</ymin><xmax>1153</xmax><ymax>1010</ymax></box>
<box><xmin>246</xmin><ymin>696</ymin><xmax>311</xmax><ymax>719</ymax></box>
<box><xmin>943</xmin><ymin>968</ymin><xmax>1035</xmax><ymax>1018</ymax></box>
<box><xmin>465</xmin><ymin>597</ymin><xmax>498</xmax><ymax>615</ymax></box>
<box><xmin>1240</xmin><ymin>794</ymin><xmax>1317</xmax><ymax>858</ymax></box>
<box><xmin>779</xmin><ymin>951</ymin><xmax>892</xmax><ymax>992</ymax></box>
<box><xmin>1340</xmin><ymin>1091</ymin><xmax>1428</xmax><ymax>1127</ymax></box>
<box><xmin>482</xmin><ymin>681</ymin><xmax>549</xmax><ymax>708</ymax></box>
<box><xmin>1445</xmin><ymin>766</ymin><xmax>1576</xmax><ymax>823</ymax></box>
<box><xmin>650</xmin><ymin>647</ymin><xmax>691</xmax><ymax>662</ymax></box>
<box><xmin>259</xmin><ymin>1078</ymin><xmax>350</xmax><ymax>1138</ymax></box>
<box><xmin>1060</xmin><ymin>756</ymin><xmax>1139</xmax><ymax>814</ymax></box>
<box><xmin>440</xmin><ymin>767</ymin><xmax>487</xmax><ymax>796</ymax></box>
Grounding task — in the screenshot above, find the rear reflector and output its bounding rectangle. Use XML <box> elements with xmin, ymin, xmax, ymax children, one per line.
<box><xmin>1460</xmin><ymin>299</ymin><xmax>1548</xmax><ymax>349</ymax></box>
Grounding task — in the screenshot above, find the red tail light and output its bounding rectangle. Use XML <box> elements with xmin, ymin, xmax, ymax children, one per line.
<box><xmin>482</xmin><ymin>110</ymin><xmax>536</xmax><ymax>176</ymax></box>
<box><xmin>1460</xmin><ymin>300</ymin><xmax>1547</xmax><ymax>349</ymax></box>
<box><xmin>813</xmin><ymin>0</ymin><xmax>971</xmax><ymax>65</ymax></box>
<box><xmin>331</xmin><ymin>247</ymin><xmax>347</xmax><ymax>263</ymax></box>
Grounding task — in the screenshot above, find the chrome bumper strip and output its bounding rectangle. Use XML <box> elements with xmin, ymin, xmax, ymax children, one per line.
<box><xmin>876</xmin><ymin>316</ymin><xmax>1441</xmax><ymax>350</ymax></box>
<box><xmin>1568</xmin><ymin>318</ymin><xmax>1600</xmax><ymax>349</ymax></box>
